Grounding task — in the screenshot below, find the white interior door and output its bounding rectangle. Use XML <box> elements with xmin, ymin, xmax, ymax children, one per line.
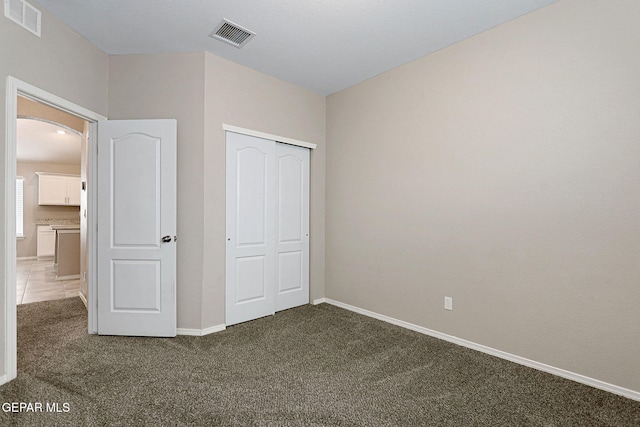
<box><xmin>275</xmin><ymin>143</ymin><xmax>310</xmax><ymax>311</ymax></box>
<box><xmin>226</xmin><ymin>132</ymin><xmax>310</xmax><ymax>326</ymax></box>
<box><xmin>226</xmin><ymin>132</ymin><xmax>276</xmax><ymax>326</ymax></box>
<box><xmin>97</xmin><ymin>119</ymin><xmax>177</xmax><ymax>336</ymax></box>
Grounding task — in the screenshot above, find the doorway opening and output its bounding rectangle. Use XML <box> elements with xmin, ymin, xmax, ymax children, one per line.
<box><xmin>16</xmin><ymin>96</ymin><xmax>87</xmax><ymax>305</ymax></box>
<box><xmin>4</xmin><ymin>76</ymin><xmax>106</xmax><ymax>384</ymax></box>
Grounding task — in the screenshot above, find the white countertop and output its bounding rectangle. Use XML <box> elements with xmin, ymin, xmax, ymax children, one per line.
<box><xmin>49</xmin><ymin>225</ymin><xmax>80</xmax><ymax>230</ymax></box>
<box><xmin>36</xmin><ymin>218</ymin><xmax>80</xmax><ymax>226</ymax></box>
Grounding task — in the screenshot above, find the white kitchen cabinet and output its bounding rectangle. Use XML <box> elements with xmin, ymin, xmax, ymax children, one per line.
<box><xmin>36</xmin><ymin>172</ymin><xmax>81</xmax><ymax>206</ymax></box>
<box><xmin>37</xmin><ymin>225</ymin><xmax>56</xmax><ymax>257</ymax></box>
<box><xmin>66</xmin><ymin>176</ymin><xmax>82</xmax><ymax>205</ymax></box>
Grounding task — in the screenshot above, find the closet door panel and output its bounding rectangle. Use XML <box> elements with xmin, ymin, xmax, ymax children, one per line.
<box><xmin>275</xmin><ymin>143</ymin><xmax>310</xmax><ymax>311</ymax></box>
<box><xmin>226</xmin><ymin>132</ymin><xmax>276</xmax><ymax>326</ymax></box>
<box><xmin>278</xmin><ymin>251</ymin><xmax>303</xmax><ymax>293</ymax></box>
<box><xmin>236</xmin><ymin>147</ymin><xmax>268</xmax><ymax>246</ymax></box>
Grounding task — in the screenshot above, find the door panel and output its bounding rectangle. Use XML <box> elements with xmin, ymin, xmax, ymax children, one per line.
<box><xmin>278</xmin><ymin>251</ymin><xmax>303</xmax><ymax>293</ymax></box>
<box><xmin>98</xmin><ymin>119</ymin><xmax>176</xmax><ymax>336</ymax></box>
<box><xmin>275</xmin><ymin>144</ymin><xmax>310</xmax><ymax>311</ymax></box>
<box><xmin>235</xmin><ymin>256</ymin><xmax>267</xmax><ymax>303</ymax></box>
<box><xmin>278</xmin><ymin>155</ymin><xmax>303</xmax><ymax>242</ymax></box>
<box><xmin>112</xmin><ymin>133</ymin><xmax>160</xmax><ymax>246</ymax></box>
<box><xmin>237</xmin><ymin>147</ymin><xmax>269</xmax><ymax>246</ymax></box>
<box><xmin>112</xmin><ymin>260</ymin><xmax>161</xmax><ymax>311</ymax></box>
<box><xmin>226</xmin><ymin>132</ymin><xmax>276</xmax><ymax>326</ymax></box>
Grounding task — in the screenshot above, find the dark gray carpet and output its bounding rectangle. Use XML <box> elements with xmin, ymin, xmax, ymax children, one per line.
<box><xmin>0</xmin><ymin>297</ymin><xmax>638</xmax><ymax>426</ymax></box>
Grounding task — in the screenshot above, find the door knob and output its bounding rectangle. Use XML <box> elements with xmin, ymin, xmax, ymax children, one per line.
<box><xmin>161</xmin><ymin>235</ymin><xmax>172</xmax><ymax>243</ymax></box>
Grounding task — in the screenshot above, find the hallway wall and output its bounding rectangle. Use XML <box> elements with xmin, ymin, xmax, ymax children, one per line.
<box><xmin>0</xmin><ymin>0</ymin><xmax>108</xmax><ymax>378</ymax></box>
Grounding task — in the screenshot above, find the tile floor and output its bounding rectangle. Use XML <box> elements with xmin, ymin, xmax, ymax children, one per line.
<box><xmin>17</xmin><ymin>258</ymin><xmax>81</xmax><ymax>305</ymax></box>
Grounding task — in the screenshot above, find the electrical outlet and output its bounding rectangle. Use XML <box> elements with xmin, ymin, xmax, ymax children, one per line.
<box><xmin>444</xmin><ymin>296</ymin><xmax>453</xmax><ymax>311</ymax></box>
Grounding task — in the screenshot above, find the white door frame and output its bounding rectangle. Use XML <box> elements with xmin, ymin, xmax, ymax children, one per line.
<box><xmin>3</xmin><ymin>76</ymin><xmax>106</xmax><ymax>384</ymax></box>
<box><xmin>222</xmin><ymin>124</ymin><xmax>317</xmax><ymax>150</ymax></box>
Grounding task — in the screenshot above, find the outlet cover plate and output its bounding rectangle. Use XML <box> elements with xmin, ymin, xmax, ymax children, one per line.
<box><xmin>444</xmin><ymin>296</ymin><xmax>453</xmax><ymax>311</ymax></box>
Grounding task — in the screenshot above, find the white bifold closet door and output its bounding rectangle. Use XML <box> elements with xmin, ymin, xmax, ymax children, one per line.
<box><xmin>226</xmin><ymin>131</ymin><xmax>310</xmax><ymax>326</ymax></box>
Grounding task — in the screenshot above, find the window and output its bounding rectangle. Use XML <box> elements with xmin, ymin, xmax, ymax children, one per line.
<box><xmin>16</xmin><ymin>177</ymin><xmax>24</xmax><ymax>238</ymax></box>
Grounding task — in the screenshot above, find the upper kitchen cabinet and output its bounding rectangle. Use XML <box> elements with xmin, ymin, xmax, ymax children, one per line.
<box><xmin>36</xmin><ymin>172</ymin><xmax>81</xmax><ymax>206</ymax></box>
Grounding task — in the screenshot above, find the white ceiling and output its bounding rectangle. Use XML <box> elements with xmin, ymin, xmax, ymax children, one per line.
<box><xmin>17</xmin><ymin>119</ymin><xmax>81</xmax><ymax>165</ymax></box>
<box><xmin>35</xmin><ymin>0</ymin><xmax>558</xmax><ymax>95</ymax></box>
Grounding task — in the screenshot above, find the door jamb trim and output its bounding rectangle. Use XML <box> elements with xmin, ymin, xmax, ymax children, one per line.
<box><xmin>4</xmin><ymin>76</ymin><xmax>106</xmax><ymax>384</ymax></box>
<box><xmin>222</xmin><ymin>124</ymin><xmax>317</xmax><ymax>150</ymax></box>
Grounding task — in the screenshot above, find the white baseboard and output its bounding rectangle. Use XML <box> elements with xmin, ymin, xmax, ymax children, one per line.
<box><xmin>17</xmin><ymin>256</ymin><xmax>37</xmax><ymax>260</ymax></box>
<box><xmin>78</xmin><ymin>292</ymin><xmax>88</xmax><ymax>309</ymax></box>
<box><xmin>177</xmin><ymin>324</ymin><xmax>226</xmax><ymax>336</ymax></box>
<box><xmin>320</xmin><ymin>298</ymin><xmax>640</xmax><ymax>402</ymax></box>
<box><xmin>56</xmin><ymin>274</ymin><xmax>80</xmax><ymax>281</ymax></box>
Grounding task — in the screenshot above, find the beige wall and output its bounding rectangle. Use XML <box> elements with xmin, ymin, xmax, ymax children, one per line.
<box><xmin>326</xmin><ymin>0</ymin><xmax>640</xmax><ymax>392</ymax></box>
<box><xmin>108</xmin><ymin>52</ymin><xmax>206</xmax><ymax>330</ymax></box>
<box><xmin>0</xmin><ymin>0</ymin><xmax>108</xmax><ymax>376</ymax></box>
<box><xmin>16</xmin><ymin>162</ymin><xmax>81</xmax><ymax>258</ymax></box>
<box><xmin>108</xmin><ymin>52</ymin><xmax>326</xmax><ymax>330</ymax></box>
<box><xmin>202</xmin><ymin>53</ymin><xmax>326</xmax><ymax>328</ymax></box>
<box><xmin>18</xmin><ymin>97</ymin><xmax>85</xmax><ymax>133</ymax></box>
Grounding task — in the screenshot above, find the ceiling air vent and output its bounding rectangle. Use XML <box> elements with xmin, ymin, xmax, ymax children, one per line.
<box><xmin>4</xmin><ymin>0</ymin><xmax>41</xmax><ymax>37</ymax></box>
<box><xmin>209</xmin><ymin>19</ymin><xmax>255</xmax><ymax>48</ymax></box>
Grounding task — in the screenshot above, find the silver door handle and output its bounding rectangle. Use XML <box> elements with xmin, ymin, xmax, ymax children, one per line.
<box><xmin>161</xmin><ymin>235</ymin><xmax>172</xmax><ymax>243</ymax></box>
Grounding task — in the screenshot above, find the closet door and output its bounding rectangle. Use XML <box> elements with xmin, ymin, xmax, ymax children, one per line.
<box><xmin>226</xmin><ymin>132</ymin><xmax>276</xmax><ymax>326</ymax></box>
<box><xmin>226</xmin><ymin>132</ymin><xmax>311</xmax><ymax>326</ymax></box>
<box><xmin>275</xmin><ymin>144</ymin><xmax>310</xmax><ymax>311</ymax></box>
